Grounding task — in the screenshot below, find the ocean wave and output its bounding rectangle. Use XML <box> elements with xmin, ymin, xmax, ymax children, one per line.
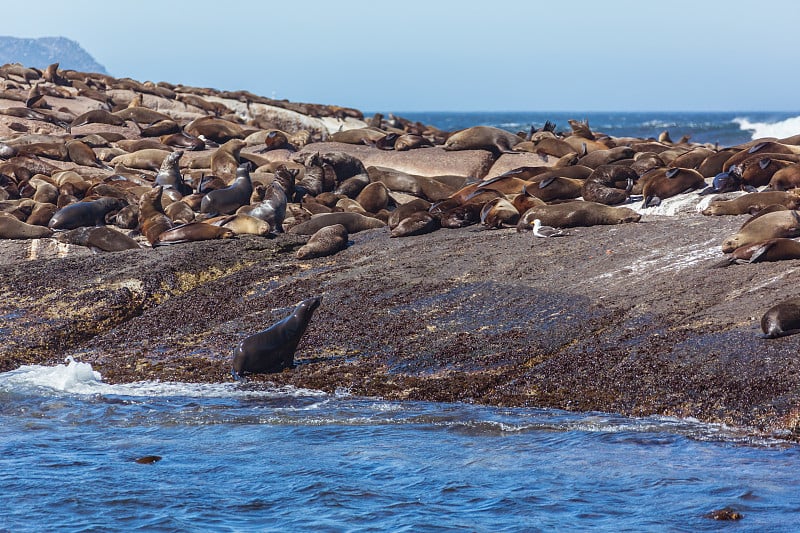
<box><xmin>734</xmin><ymin>115</ymin><xmax>800</xmax><ymax>140</ymax></box>
<box><xmin>0</xmin><ymin>357</ymin><xmax>326</xmax><ymax>399</ymax></box>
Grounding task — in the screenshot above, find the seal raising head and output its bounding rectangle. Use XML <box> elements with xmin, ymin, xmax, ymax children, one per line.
<box><xmin>231</xmin><ymin>296</ymin><xmax>322</xmax><ymax>380</ymax></box>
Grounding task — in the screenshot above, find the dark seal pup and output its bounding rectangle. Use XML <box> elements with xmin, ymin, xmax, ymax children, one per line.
<box><xmin>231</xmin><ymin>296</ymin><xmax>322</xmax><ymax>380</ymax></box>
<box><xmin>761</xmin><ymin>297</ymin><xmax>800</xmax><ymax>338</ymax></box>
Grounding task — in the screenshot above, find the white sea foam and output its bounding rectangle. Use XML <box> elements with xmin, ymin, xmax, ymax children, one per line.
<box><xmin>0</xmin><ymin>357</ymin><xmax>326</xmax><ymax>399</ymax></box>
<box><xmin>734</xmin><ymin>115</ymin><xmax>800</xmax><ymax>141</ymax></box>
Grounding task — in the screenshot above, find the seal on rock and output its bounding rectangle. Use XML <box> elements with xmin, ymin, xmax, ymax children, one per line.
<box><xmin>0</xmin><ymin>212</ymin><xmax>54</xmax><ymax>238</ymax></box>
<box><xmin>517</xmin><ymin>201</ymin><xmax>641</xmax><ymax>230</ymax></box>
<box><xmin>721</xmin><ymin>210</ymin><xmax>800</xmax><ymax>252</ymax></box>
<box><xmin>154</xmin><ymin>222</ymin><xmax>235</xmax><ymax>246</ymax></box>
<box><xmin>390</xmin><ymin>210</ymin><xmax>440</xmax><ymax>237</ymax></box>
<box><xmin>237</xmin><ymin>179</ymin><xmax>288</xmax><ymax>232</ymax></box>
<box><xmin>200</xmin><ymin>164</ymin><xmax>253</xmax><ymax>216</ymax></box>
<box><xmin>231</xmin><ymin>296</ymin><xmax>322</xmax><ymax>379</ymax></box>
<box><xmin>56</xmin><ymin>226</ymin><xmax>140</xmax><ymax>252</ymax></box>
<box><xmin>154</xmin><ymin>150</ymin><xmax>192</xmax><ymax>195</ymax></box>
<box><xmin>138</xmin><ymin>185</ymin><xmax>175</xmax><ymax>245</ymax></box>
<box><xmin>582</xmin><ymin>165</ymin><xmax>637</xmax><ymax>205</ymax></box>
<box><xmin>641</xmin><ymin>167</ymin><xmax>706</xmax><ymax>208</ymax></box>
<box><xmin>48</xmin><ymin>197</ymin><xmax>127</xmax><ymax>230</ymax></box>
<box><xmin>761</xmin><ymin>297</ymin><xmax>800</xmax><ymax>338</ymax></box>
<box><xmin>288</xmin><ymin>212</ymin><xmax>386</xmax><ymax>235</ymax></box>
<box><xmin>701</xmin><ymin>191</ymin><xmax>800</xmax><ymax>216</ymax></box>
<box><xmin>713</xmin><ymin>238</ymin><xmax>800</xmax><ymax>267</ymax></box>
<box><xmin>296</xmin><ymin>224</ymin><xmax>349</xmax><ymax>258</ymax></box>
<box><xmin>443</xmin><ymin>126</ymin><xmax>522</xmax><ymax>154</ymax></box>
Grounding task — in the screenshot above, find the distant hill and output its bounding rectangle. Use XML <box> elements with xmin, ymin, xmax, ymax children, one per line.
<box><xmin>0</xmin><ymin>36</ymin><xmax>107</xmax><ymax>74</ymax></box>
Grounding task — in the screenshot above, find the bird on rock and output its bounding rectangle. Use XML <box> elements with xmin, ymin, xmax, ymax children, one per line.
<box><xmin>532</xmin><ymin>219</ymin><xmax>569</xmax><ymax>238</ymax></box>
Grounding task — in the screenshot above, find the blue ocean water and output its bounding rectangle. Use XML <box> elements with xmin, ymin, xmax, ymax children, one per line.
<box><xmin>394</xmin><ymin>111</ymin><xmax>800</xmax><ymax>148</ymax></box>
<box><xmin>2</xmin><ymin>359</ymin><xmax>800</xmax><ymax>532</ymax></box>
<box><xmin>5</xmin><ymin>111</ymin><xmax>800</xmax><ymax>531</ymax></box>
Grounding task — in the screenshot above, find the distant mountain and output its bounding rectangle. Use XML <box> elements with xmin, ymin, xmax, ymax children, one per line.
<box><xmin>0</xmin><ymin>36</ymin><xmax>107</xmax><ymax>74</ymax></box>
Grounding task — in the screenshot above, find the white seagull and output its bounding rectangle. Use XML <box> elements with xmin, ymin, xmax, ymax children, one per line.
<box><xmin>532</xmin><ymin>219</ymin><xmax>569</xmax><ymax>238</ymax></box>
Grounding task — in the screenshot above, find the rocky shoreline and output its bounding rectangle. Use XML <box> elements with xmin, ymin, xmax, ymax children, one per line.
<box><xmin>1</xmin><ymin>64</ymin><xmax>800</xmax><ymax>440</ymax></box>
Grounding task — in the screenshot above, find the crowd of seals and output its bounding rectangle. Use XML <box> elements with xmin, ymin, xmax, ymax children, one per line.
<box><xmin>2</xmin><ymin>61</ymin><xmax>800</xmax><ymax>380</ymax></box>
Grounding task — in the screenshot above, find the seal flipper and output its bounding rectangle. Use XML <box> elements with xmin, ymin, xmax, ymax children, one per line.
<box><xmin>539</xmin><ymin>177</ymin><xmax>556</xmax><ymax>189</ymax></box>
<box><xmin>231</xmin><ymin>368</ymin><xmax>247</xmax><ymax>382</ymax></box>
<box><xmin>709</xmin><ymin>256</ymin><xmax>736</xmax><ymax>269</ymax></box>
<box><xmin>747</xmin><ymin>242</ymin><xmax>774</xmax><ymax>263</ymax></box>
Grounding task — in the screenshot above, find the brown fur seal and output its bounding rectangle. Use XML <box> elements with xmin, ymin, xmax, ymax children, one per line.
<box><xmin>164</xmin><ymin>201</ymin><xmax>195</xmax><ymax>224</ymax></box>
<box><xmin>732</xmin><ymin>156</ymin><xmax>793</xmax><ymax>188</ymax></box>
<box><xmin>0</xmin><ymin>212</ymin><xmax>54</xmax><ymax>238</ymax></box>
<box><xmin>296</xmin><ymin>224</ymin><xmax>349</xmax><ymax>258</ymax></box>
<box><xmin>138</xmin><ymin>185</ymin><xmax>175</xmax><ymax>245</ymax></box>
<box><xmin>31</xmin><ymin>180</ymin><xmax>59</xmax><ymax>204</ymax></box>
<box><xmin>140</xmin><ymin>119</ymin><xmax>180</xmax><ymax>137</ymax></box>
<box><xmin>641</xmin><ymin>167</ymin><xmax>706</xmax><ymax>208</ymax></box>
<box><xmin>391</xmin><ymin>211</ymin><xmax>440</xmax><ymax>237</ymax></box>
<box><xmin>576</xmin><ymin>146</ymin><xmax>635</xmax><ymax>168</ymax></box>
<box><xmin>211</xmin><ymin>139</ymin><xmax>247</xmax><ymax>183</ymax></box>
<box><xmin>110</xmin><ymin>149</ymin><xmax>172</xmax><ymax>172</ymax></box>
<box><xmin>582</xmin><ymin>165</ymin><xmax>637</xmax><ymax>205</ymax></box>
<box><xmin>56</xmin><ymin>226</ymin><xmax>140</xmax><ymax>252</ymax></box>
<box><xmin>114</xmin><ymin>203</ymin><xmax>140</xmax><ymax>229</ymax></box>
<box><xmin>761</xmin><ymin>297</ymin><xmax>800</xmax><ymax>338</ymax></box>
<box><xmin>208</xmin><ymin>214</ymin><xmax>271</xmax><ymax>236</ymax></box>
<box><xmin>721</xmin><ymin>210</ymin><xmax>800</xmax><ymax>252</ymax></box>
<box><xmin>26</xmin><ymin>202</ymin><xmax>58</xmax><ymax>226</ymax></box>
<box><xmin>231</xmin><ymin>296</ymin><xmax>322</xmax><ymax>379</ymax></box>
<box><xmin>767</xmin><ymin>163</ymin><xmax>800</xmax><ymax>191</ymax></box>
<box><xmin>329</xmin><ymin>127</ymin><xmax>387</xmax><ymax>145</ymax></box>
<box><xmin>69</xmin><ymin>109</ymin><xmax>126</xmax><ymax>129</ymax></box>
<box><xmin>443</xmin><ymin>126</ymin><xmax>521</xmax><ymax>154</ymax></box>
<box><xmin>368</xmin><ymin>166</ymin><xmax>424</xmax><ymax>196</ymax></box>
<box><xmin>394</xmin><ymin>133</ymin><xmax>433</xmax><ymax>151</ymax></box>
<box><xmin>154</xmin><ymin>222</ymin><xmax>235</xmax><ymax>246</ymax></box>
<box><xmin>112</xmin><ymin>107</ymin><xmax>173</xmax><ymax>125</ymax></box>
<box><xmin>200</xmin><ymin>164</ymin><xmax>253</xmax><ymax>216</ymax></box>
<box><xmin>522</xmin><ymin>176</ymin><xmax>584</xmax><ymax>202</ymax></box>
<box><xmin>480</xmin><ymin>197</ymin><xmax>520</xmax><ymax>229</ymax></box>
<box><xmin>185</xmin><ymin>116</ymin><xmax>249</xmax><ymax>143</ymax></box>
<box><xmin>48</xmin><ymin>197</ymin><xmax>127</xmax><ymax>230</ymax></box>
<box><xmin>714</xmin><ymin>238</ymin><xmax>800</xmax><ymax>267</ymax></box>
<box><xmin>160</xmin><ymin>131</ymin><xmax>205</xmax><ymax>151</ymax></box>
<box><xmin>65</xmin><ymin>139</ymin><xmax>112</xmax><ymax>170</ymax></box>
<box><xmin>237</xmin><ymin>179</ymin><xmax>288</xmax><ymax>232</ymax></box>
<box><xmin>517</xmin><ymin>201</ymin><xmax>641</xmax><ymax>230</ymax></box>
<box><xmin>288</xmin><ymin>212</ymin><xmax>386</xmax><ymax>235</ymax></box>
<box><xmin>154</xmin><ymin>150</ymin><xmax>191</xmax><ymax>195</ymax></box>
<box><xmin>388</xmin><ymin>198</ymin><xmax>432</xmax><ymax>229</ymax></box>
<box><xmin>702</xmin><ymin>191</ymin><xmax>800</xmax><ymax>216</ymax></box>
<box><xmin>354</xmin><ymin>182</ymin><xmax>390</xmax><ymax>213</ymax></box>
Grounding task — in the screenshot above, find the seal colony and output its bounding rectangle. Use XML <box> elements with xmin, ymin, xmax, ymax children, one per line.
<box><xmin>4</xmin><ymin>63</ymin><xmax>800</xmax><ymax>437</ymax></box>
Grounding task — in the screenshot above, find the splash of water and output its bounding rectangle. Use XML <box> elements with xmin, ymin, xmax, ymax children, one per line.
<box><xmin>734</xmin><ymin>115</ymin><xmax>800</xmax><ymax>141</ymax></box>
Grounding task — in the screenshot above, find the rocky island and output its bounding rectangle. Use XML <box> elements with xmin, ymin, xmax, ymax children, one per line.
<box><xmin>1</xmin><ymin>62</ymin><xmax>800</xmax><ymax>440</ymax></box>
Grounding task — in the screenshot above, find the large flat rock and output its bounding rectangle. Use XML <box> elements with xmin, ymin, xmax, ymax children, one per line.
<box><xmin>3</xmin><ymin>212</ymin><xmax>800</xmax><ymax>439</ymax></box>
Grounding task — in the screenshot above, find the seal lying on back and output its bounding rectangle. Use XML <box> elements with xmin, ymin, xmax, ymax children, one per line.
<box><xmin>231</xmin><ymin>296</ymin><xmax>322</xmax><ymax>380</ymax></box>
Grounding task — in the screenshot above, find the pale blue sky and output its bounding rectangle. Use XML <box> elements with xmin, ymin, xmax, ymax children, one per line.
<box><xmin>1</xmin><ymin>1</ymin><xmax>797</xmax><ymax>113</ymax></box>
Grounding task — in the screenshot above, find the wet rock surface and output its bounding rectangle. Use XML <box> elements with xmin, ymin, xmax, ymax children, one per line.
<box><xmin>3</xmin><ymin>211</ymin><xmax>800</xmax><ymax>439</ymax></box>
